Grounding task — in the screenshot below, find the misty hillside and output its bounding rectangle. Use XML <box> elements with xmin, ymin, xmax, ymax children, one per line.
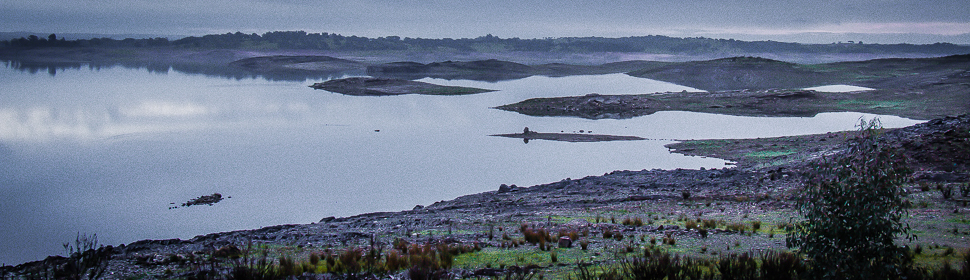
<box><xmin>3</xmin><ymin>31</ymin><xmax>969</xmax><ymax>56</ymax></box>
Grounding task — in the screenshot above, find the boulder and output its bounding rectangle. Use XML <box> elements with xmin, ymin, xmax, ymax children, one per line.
<box><xmin>558</xmin><ymin>236</ymin><xmax>573</xmax><ymax>248</ymax></box>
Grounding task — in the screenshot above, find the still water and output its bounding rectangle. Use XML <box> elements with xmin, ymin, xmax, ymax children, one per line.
<box><xmin>0</xmin><ymin>63</ymin><xmax>921</xmax><ymax>264</ymax></box>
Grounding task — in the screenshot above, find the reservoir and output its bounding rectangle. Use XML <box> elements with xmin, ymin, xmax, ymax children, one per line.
<box><xmin>0</xmin><ymin>62</ymin><xmax>921</xmax><ymax>264</ymax></box>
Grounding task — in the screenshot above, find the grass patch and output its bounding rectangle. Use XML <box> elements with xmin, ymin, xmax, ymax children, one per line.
<box><xmin>416</xmin><ymin>85</ymin><xmax>493</xmax><ymax>95</ymax></box>
<box><xmin>453</xmin><ymin>247</ymin><xmax>590</xmax><ymax>268</ymax></box>
<box><xmin>744</xmin><ymin>150</ymin><xmax>796</xmax><ymax>159</ymax></box>
<box><xmin>837</xmin><ymin>99</ymin><xmax>907</xmax><ymax>109</ymax></box>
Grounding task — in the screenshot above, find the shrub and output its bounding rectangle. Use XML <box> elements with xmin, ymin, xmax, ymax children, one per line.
<box><xmin>622</xmin><ymin>217</ymin><xmax>644</xmax><ymax>227</ymax></box>
<box><xmin>701</xmin><ymin>219</ymin><xmax>718</xmax><ymax>229</ymax></box>
<box><xmin>685</xmin><ymin>220</ymin><xmax>698</xmax><ymax>230</ymax></box>
<box><xmin>61</xmin><ymin>233</ymin><xmax>109</xmax><ymax>280</ymax></box>
<box><xmin>750</xmin><ymin>221</ymin><xmax>762</xmax><ymax>232</ymax></box>
<box><xmin>385</xmin><ymin>250</ymin><xmax>407</xmax><ymax>272</ymax></box>
<box><xmin>787</xmin><ymin>118</ymin><xmax>915</xmax><ymax>280</ymax></box>
<box><xmin>662</xmin><ymin>233</ymin><xmax>676</xmax><ymax>246</ymax></box>
<box><xmin>621</xmin><ymin>248</ymin><xmax>712</xmax><ymax>280</ymax></box>
<box><xmin>960</xmin><ymin>183</ymin><xmax>970</xmax><ymax>197</ymax></box>
<box><xmin>726</xmin><ymin>222</ymin><xmax>747</xmax><ymax>234</ymax></box>
<box><xmin>717</xmin><ymin>253</ymin><xmax>757</xmax><ymax>280</ymax></box>
<box><xmin>603</xmin><ymin>228</ymin><xmax>614</xmax><ymax>239</ymax></box>
<box><xmin>759</xmin><ymin>251</ymin><xmax>806</xmax><ymax>280</ymax></box>
<box><xmin>522</xmin><ymin>225</ymin><xmax>550</xmax><ymax>245</ymax></box>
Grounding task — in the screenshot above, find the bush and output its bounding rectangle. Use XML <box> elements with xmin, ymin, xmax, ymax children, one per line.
<box><xmin>787</xmin><ymin>118</ymin><xmax>915</xmax><ymax>279</ymax></box>
<box><xmin>717</xmin><ymin>253</ymin><xmax>757</xmax><ymax>280</ymax></box>
<box><xmin>685</xmin><ymin>220</ymin><xmax>698</xmax><ymax>230</ymax></box>
<box><xmin>759</xmin><ymin>251</ymin><xmax>806</xmax><ymax>280</ymax></box>
<box><xmin>621</xmin><ymin>248</ymin><xmax>712</xmax><ymax>280</ymax></box>
<box><xmin>61</xmin><ymin>233</ymin><xmax>110</xmax><ymax>280</ymax></box>
<box><xmin>726</xmin><ymin>222</ymin><xmax>747</xmax><ymax>234</ymax></box>
<box><xmin>701</xmin><ymin>219</ymin><xmax>718</xmax><ymax>229</ymax></box>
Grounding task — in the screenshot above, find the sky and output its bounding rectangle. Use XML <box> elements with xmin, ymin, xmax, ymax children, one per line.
<box><xmin>2</xmin><ymin>0</ymin><xmax>970</xmax><ymax>44</ymax></box>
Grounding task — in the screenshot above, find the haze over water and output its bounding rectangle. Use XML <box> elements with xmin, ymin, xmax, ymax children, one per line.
<box><xmin>0</xmin><ymin>62</ymin><xmax>922</xmax><ymax>264</ymax></box>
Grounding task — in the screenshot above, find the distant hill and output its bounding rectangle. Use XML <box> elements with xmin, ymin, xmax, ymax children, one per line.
<box><xmin>0</xmin><ymin>32</ymin><xmax>185</xmax><ymax>41</ymax></box>
<box><xmin>3</xmin><ymin>31</ymin><xmax>969</xmax><ymax>58</ymax></box>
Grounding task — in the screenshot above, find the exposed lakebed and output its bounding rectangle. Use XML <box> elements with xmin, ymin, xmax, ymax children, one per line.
<box><xmin>0</xmin><ymin>62</ymin><xmax>921</xmax><ymax>264</ymax></box>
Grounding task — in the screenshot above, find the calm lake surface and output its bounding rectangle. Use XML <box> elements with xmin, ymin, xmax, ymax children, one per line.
<box><xmin>0</xmin><ymin>62</ymin><xmax>922</xmax><ymax>264</ymax></box>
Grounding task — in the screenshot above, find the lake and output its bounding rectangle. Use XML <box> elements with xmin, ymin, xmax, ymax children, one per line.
<box><xmin>0</xmin><ymin>62</ymin><xmax>922</xmax><ymax>264</ymax></box>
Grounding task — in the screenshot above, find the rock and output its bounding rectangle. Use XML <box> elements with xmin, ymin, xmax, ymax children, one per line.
<box><xmin>178</xmin><ymin>193</ymin><xmax>225</xmax><ymax>207</ymax></box>
<box><xmin>474</xmin><ymin>268</ymin><xmax>503</xmax><ymax>277</ymax></box>
<box><xmin>213</xmin><ymin>245</ymin><xmax>242</xmax><ymax>259</ymax></box>
<box><xmin>565</xmin><ymin>219</ymin><xmax>591</xmax><ymax>227</ymax></box>
<box><xmin>558</xmin><ymin>236</ymin><xmax>573</xmax><ymax>248</ymax></box>
<box><xmin>498</xmin><ymin>184</ymin><xmax>512</xmax><ymax>193</ymax></box>
<box><xmin>412</xmin><ymin>205</ymin><xmax>425</xmax><ymax>210</ymax></box>
<box><xmin>320</xmin><ymin>216</ymin><xmax>336</xmax><ymax>223</ymax></box>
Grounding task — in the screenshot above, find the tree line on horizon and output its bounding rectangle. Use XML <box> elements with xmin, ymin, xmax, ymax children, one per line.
<box><xmin>3</xmin><ymin>31</ymin><xmax>969</xmax><ymax>55</ymax></box>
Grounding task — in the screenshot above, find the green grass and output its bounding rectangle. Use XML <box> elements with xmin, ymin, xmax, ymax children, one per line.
<box><xmin>945</xmin><ymin>218</ymin><xmax>970</xmax><ymax>225</ymax></box>
<box><xmin>453</xmin><ymin>247</ymin><xmax>593</xmax><ymax>268</ymax></box>
<box><xmin>744</xmin><ymin>150</ymin><xmax>796</xmax><ymax>159</ymax></box>
<box><xmin>416</xmin><ymin>85</ymin><xmax>492</xmax><ymax>95</ymax></box>
<box><xmin>836</xmin><ymin>99</ymin><xmax>907</xmax><ymax>109</ymax></box>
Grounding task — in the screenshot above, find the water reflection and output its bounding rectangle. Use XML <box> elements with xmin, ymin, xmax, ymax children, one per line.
<box><xmin>1</xmin><ymin>59</ymin><xmax>363</xmax><ymax>82</ymax></box>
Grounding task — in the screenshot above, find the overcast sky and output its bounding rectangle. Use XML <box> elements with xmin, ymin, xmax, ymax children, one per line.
<box><xmin>3</xmin><ymin>0</ymin><xmax>970</xmax><ymax>44</ymax></box>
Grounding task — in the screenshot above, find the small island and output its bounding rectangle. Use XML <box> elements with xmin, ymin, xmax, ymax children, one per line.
<box><xmin>309</xmin><ymin>77</ymin><xmax>495</xmax><ymax>96</ymax></box>
<box><xmin>491</xmin><ymin>127</ymin><xmax>645</xmax><ymax>143</ymax></box>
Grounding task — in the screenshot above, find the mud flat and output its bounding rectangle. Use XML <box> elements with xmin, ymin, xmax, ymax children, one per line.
<box><xmin>309</xmin><ymin>77</ymin><xmax>495</xmax><ymax>96</ymax></box>
<box><xmin>498</xmin><ymin>65</ymin><xmax>970</xmax><ymax>120</ymax></box>
<box><xmin>497</xmin><ymin>54</ymin><xmax>970</xmax><ymax>120</ymax></box>
<box><xmin>491</xmin><ymin>128</ymin><xmax>645</xmax><ymax>143</ymax></box>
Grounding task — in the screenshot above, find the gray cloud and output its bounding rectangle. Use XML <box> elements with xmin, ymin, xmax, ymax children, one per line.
<box><xmin>1</xmin><ymin>0</ymin><xmax>968</xmax><ymax>42</ymax></box>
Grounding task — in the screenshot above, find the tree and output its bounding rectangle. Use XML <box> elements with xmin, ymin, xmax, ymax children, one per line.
<box><xmin>787</xmin><ymin>118</ymin><xmax>915</xmax><ymax>279</ymax></box>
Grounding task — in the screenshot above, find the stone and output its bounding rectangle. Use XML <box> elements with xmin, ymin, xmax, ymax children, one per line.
<box><xmin>558</xmin><ymin>236</ymin><xmax>573</xmax><ymax>248</ymax></box>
